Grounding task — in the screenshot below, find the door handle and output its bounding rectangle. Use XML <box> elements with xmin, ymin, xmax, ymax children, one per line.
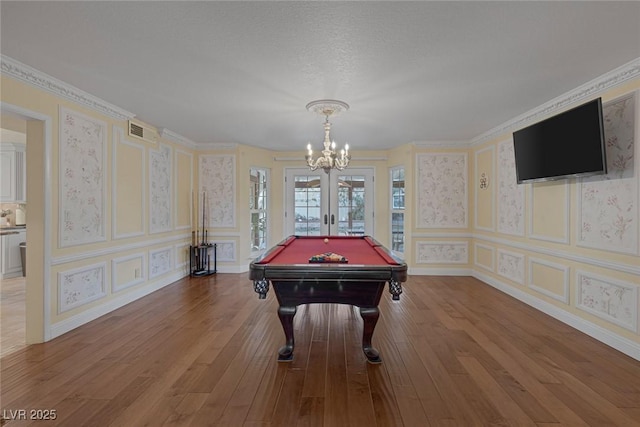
<box><xmin>331</xmin><ymin>214</ymin><xmax>335</xmax><ymax>225</ymax></box>
<box><xmin>324</xmin><ymin>214</ymin><xmax>328</xmax><ymax>225</ymax></box>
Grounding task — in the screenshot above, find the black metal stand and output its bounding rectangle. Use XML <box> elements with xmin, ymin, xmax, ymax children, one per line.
<box><xmin>190</xmin><ymin>243</ymin><xmax>217</xmax><ymax>277</ymax></box>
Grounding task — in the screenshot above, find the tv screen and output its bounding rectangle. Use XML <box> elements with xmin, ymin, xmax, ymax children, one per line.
<box><xmin>512</xmin><ymin>98</ymin><xmax>607</xmax><ymax>184</ymax></box>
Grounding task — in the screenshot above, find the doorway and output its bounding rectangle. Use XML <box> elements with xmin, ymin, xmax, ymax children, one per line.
<box><xmin>0</xmin><ymin>113</ymin><xmax>27</xmax><ymax>356</ymax></box>
<box><xmin>1</xmin><ymin>102</ymin><xmax>51</xmax><ymax>348</ymax></box>
<box><xmin>284</xmin><ymin>167</ymin><xmax>374</xmax><ymax>236</ymax></box>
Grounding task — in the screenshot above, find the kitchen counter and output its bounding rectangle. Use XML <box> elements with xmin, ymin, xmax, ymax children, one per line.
<box><xmin>0</xmin><ymin>226</ymin><xmax>25</xmax><ymax>235</ymax></box>
<box><xmin>0</xmin><ymin>225</ymin><xmax>26</xmax><ymax>230</ymax></box>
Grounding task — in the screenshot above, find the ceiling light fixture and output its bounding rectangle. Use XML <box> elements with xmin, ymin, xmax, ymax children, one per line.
<box><xmin>305</xmin><ymin>99</ymin><xmax>350</xmax><ymax>173</ymax></box>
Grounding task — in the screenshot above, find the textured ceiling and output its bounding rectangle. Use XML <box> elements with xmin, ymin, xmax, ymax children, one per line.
<box><xmin>2</xmin><ymin>1</ymin><xmax>639</xmax><ymax>150</ymax></box>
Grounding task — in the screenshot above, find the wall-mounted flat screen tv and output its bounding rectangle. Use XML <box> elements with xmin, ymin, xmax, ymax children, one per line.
<box><xmin>512</xmin><ymin>98</ymin><xmax>607</xmax><ymax>184</ymax></box>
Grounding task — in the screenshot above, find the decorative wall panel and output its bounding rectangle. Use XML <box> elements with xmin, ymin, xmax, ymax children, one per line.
<box><xmin>149</xmin><ymin>247</ymin><xmax>173</xmax><ymax>278</ymax></box>
<box><xmin>577</xmin><ymin>271</ymin><xmax>638</xmax><ymax>332</ymax></box>
<box><xmin>199</xmin><ymin>155</ymin><xmax>236</xmax><ymax>228</ymax></box>
<box><xmin>149</xmin><ymin>144</ymin><xmax>173</xmax><ymax>233</ymax></box>
<box><xmin>416</xmin><ymin>241</ymin><xmax>468</xmax><ymax>264</ymax></box>
<box><xmin>58</xmin><ymin>263</ymin><xmax>107</xmax><ymax>313</ymax></box>
<box><xmin>528</xmin><ymin>257</ymin><xmax>569</xmax><ymax>304</ymax></box>
<box><xmin>111</xmin><ymin>253</ymin><xmax>145</xmax><ymax>292</ymax></box>
<box><xmin>214</xmin><ymin>240</ymin><xmax>237</xmax><ymax>262</ymax></box>
<box><xmin>474</xmin><ymin>146</ymin><xmax>495</xmax><ymax>231</ymax></box>
<box><xmin>578</xmin><ymin>93</ymin><xmax>638</xmax><ymax>254</ymax></box>
<box><xmin>59</xmin><ymin>107</ymin><xmax>107</xmax><ymax>247</ymax></box>
<box><xmin>174</xmin><ymin>149</ymin><xmax>193</xmax><ymax>230</ymax></box>
<box><xmin>529</xmin><ymin>181</ymin><xmax>569</xmax><ymax>243</ymax></box>
<box><xmin>174</xmin><ymin>242</ymin><xmax>190</xmax><ymax>269</ymax></box>
<box><xmin>112</xmin><ymin>127</ymin><xmax>145</xmax><ymax>239</ymax></box>
<box><xmin>416</xmin><ymin>153</ymin><xmax>467</xmax><ymax>228</ymax></box>
<box><xmin>497</xmin><ymin>139</ymin><xmax>525</xmax><ymax>236</ymax></box>
<box><xmin>497</xmin><ymin>249</ymin><xmax>525</xmax><ymax>285</ymax></box>
<box><xmin>474</xmin><ymin>243</ymin><xmax>494</xmax><ymax>271</ymax></box>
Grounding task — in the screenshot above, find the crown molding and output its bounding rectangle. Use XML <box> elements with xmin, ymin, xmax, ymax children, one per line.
<box><xmin>412</xmin><ymin>140</ymin><xmax>470</xmax><ymax>148</ymax></box>
<box><xmin>197</xmin><ymin>142</ymin><xmax>238</xmax><ymax>151</ymax></box>
<box><xmin>1</xmin><ymin>55</ymin><xmax>135</xmax><ymax>121</ymax></box>
<box><xmin>471</xmin><ymin>56</ymin><xmax>640</xmax><ymax>146</ymax></box>
<box><xmin>158</xmin><ymin>127</ymin><xmax>198</xmax><ymax>150</ymax></box>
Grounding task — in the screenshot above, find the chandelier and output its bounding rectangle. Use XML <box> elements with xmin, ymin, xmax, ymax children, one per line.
<box><xmin>305</xmin><ymin>99</ymin><xmax>351</xmax><ymax>173</ymax></box>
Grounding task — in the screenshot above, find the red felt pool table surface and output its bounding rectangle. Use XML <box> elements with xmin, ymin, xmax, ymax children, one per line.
<box><xmin>255</xmin><ymin>235</ymin><xmax>400</xmax><ymax>266</ymax></box>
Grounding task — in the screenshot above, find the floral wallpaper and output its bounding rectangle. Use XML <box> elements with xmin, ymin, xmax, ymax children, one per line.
<box><xmin>416</xmin><ymin>153</ymin><xmax>467</xmax><ymax>228</ymax></box>
<box><xmin>579</xmin><ymin>94</ymin><xmax>637</xmax><ymax>254</ymax></box>
<box><xmin>214</xmin><ymin>241</ymin><xmax>236</xmax><ymax>262</ymax></box>
<box><xmin>58</xmin><ymin>264</ymin><xmax>106</xmax><ymax>313</ymax></box>
<box><xmin>497</xmin><ymin>140</ymin><xmax>524</xmax><ymax>236</ymax></box>
<box><xmin>497</xmin><ymin>249</ymin><xmax>525</xmax><ymax>285</ymax></box>
<box><xmin>416</xmin><ymin>242</ymin><xmax>468</xmax><ymax>264</ymax></box>
<box><xmin>150</xmin><ymin>247</ymin><xmax>173</xmax><ymax>278</ymax></box>
<box><xmin>59</xmin><ymin>108</ymin><xmax>106</xmax><ymax>246</ymax></box>
<box><xmin>150</xmin><ymin>144</ymin><xmax>173</xmax><ymax>233</ymax></box>
<box><xmin>577</xmin><ymin>272</ymin><xmax>637</xmax><ymax>332</ymax></box>
<box><xmin>199</xmin><ymin>155</ymin><xmax>236</xmax><ymax>228</ymax></box>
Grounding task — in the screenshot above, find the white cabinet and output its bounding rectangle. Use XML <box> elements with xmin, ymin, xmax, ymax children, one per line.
<box><xmin>1</xmin><ymin>229</ymin><xmax>26</xmax><ymax>278</ymax></box>
<box><xmin>0</xmin><ymin>143</ymin><xmax>26</xmax><ymax>203</ymax></box>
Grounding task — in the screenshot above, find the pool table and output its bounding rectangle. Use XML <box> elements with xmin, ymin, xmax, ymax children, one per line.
<box><xmin>250</xmin><ymin>235</ymin><xmax>407</xmax><ymax>363</ymax></box>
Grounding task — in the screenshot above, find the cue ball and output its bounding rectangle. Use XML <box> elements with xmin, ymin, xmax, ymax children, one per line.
<box><xmin>324</xmin><ymin>238</ymin><xmax>329</xmax><ymax>243</ymax></box>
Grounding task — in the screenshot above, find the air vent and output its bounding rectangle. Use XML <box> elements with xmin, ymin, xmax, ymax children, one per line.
<box><xmin>130</xmin><ymin>122</ymin><xmax>144</xmax><ymax>138</ymax></box>
<box><xmin>127</xmin><ymin>119</ymin><xmax>158</xmax><ymax>143</ymax></box>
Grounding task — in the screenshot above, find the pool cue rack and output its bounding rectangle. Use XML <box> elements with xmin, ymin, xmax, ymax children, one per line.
<box><xmin>189</xmin><ymin>190</ymin><xmax>217</xmax><ymax>277</ymax></box>
<box><xmin>190</xmin><ymin>243</ymin><xmax>217</xmax><ymax>277</ymax></box>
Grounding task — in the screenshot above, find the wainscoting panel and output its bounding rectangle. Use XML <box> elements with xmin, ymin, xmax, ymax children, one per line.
<box><xmin>416</xmin><ymin>241</ymin><xmax>468</xmax><ymax>264</ymax></box>
<box><xmin>576</xmin><ymin>270</ymin><xmax>638</xmax><ymax>332</ymax></box>
<box><xmin>58</xmin><ymin>262</ymin><xmax>107</xmax><ymax>313</ymax></box>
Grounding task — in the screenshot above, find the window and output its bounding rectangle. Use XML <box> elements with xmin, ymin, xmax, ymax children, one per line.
<box><xmin>250</xmin><ymin>168</ymin><xmax>268</xmax><ymax>253</ymax></box>
<box><xmin>390</xmin><ymin>167</ymin><xmax>405</xmax><ymax>254</ymax></box>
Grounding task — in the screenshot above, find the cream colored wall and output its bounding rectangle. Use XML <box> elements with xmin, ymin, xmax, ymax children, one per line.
<box><xmin>470</xmin><ymin>80</ymin><xmax>640</xmax><ymax>347</ymax></box>
<box><xmin>411</xmin><ymin>146</ymin><xmax>472</xmax><ymax>273</ymax></box>
<box><xmin>236</xmin><ymin>148</ymin><xmax>394</xmax><ymax>252</ymax></box>
<box><xmin>1</xmin><ymin>74</ymin><xmax>197</xmax><ymax>342</ymax></box>
<box><xmin>4</xmin><ymin>57</ymin><xmax>638</xmax><ymax>358</ymax></box>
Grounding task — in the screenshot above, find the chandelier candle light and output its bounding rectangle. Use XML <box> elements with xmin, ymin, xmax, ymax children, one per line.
<box><xmin>305</xmin><ymin>99</ymin><xmax>351</xmax><ymax>173</ymax></box>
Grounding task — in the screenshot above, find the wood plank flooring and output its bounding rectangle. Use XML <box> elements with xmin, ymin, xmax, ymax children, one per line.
<box><xmin>0</xmin><ymin>277</ymin><xmax>26</xmax><ymax>358</ymax></box>
<box><xmin>1</xmin><ymin>273</ymin><xmax>640</xmax><ymax>426</ymax></box>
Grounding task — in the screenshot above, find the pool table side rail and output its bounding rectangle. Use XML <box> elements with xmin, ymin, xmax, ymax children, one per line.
<box><xmin>249</xmin><ymin>235</ymin><xmax>407</xmax><ymax>283</ymax></box>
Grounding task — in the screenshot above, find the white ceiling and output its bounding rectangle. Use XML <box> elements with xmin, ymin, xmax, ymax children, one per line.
<box><xmin>2</xmin><ymin>1</ymin><xmax>639</xmax><ymax>151</ymax></box>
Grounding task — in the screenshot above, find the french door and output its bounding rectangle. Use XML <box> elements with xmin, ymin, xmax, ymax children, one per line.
<box><xmin>285</xmin><ymin>168</ymin><xmax>374</xmax><ymax>236</ymax></box>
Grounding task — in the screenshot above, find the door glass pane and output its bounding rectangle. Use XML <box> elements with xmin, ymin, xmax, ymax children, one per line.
<box><xmin>392</xmin><ymin>212</ymin><xmax>404</xmax><ymax>252</ymax></box>
<box><xmin>336</xmin><ymin>175</ymin><xmax>365</xmax><ymax>236</ymax></box>
<box><xmin>294</xmin><ymin>176</ymin><xmax>322</xmax><ymax>236</ymax></box>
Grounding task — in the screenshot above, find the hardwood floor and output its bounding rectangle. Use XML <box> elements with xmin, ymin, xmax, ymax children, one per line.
<box><xmin>1</xmin><ymin>273</ymin><xmax>640</xmax><ymax>426</ymax></box>
<box><xmin>0</xmin><ymin>277</ymin><xmax>26</xmax><ymax>358</ymax></box>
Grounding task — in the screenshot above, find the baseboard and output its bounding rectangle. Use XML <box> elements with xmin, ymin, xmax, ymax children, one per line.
<box><xmin>217</xmin><ymin>264</ymin><xmax>249</xmax><ymax>274</ymax></box>
<box><xmin>472</xmin><ymin>270</ymin><xmax>640</xmax><ymax>362</ymax></box>
<box><xmin>409</xmin><ymin>267</ymin><xmax>472</xmax><ymax>276</ymax></box>
<box><xmin>50</xmin><ymin>270</ymin><xmax>187</xmax><ymax>339</ymax></box>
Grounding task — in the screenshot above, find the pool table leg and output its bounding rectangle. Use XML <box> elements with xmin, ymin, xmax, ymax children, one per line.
<box><xmin>277</xmin><ymin>305</ymin><xmax>297</xmax><ymax>362</ymax></box>
<box><xmin>359</xmin><ymin>306</ymin><xmax>382</xmax><ymax>364</ymax></box>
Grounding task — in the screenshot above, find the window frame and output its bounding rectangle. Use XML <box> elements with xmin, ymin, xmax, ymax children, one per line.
<box><xmin>389</xmin><ymin>166</ymin><xmax>405</xmax><ymax>257</ymax></box>
<box><xmin>249</xmin><ymin>167</ymin><xmax>269</xmax><ymax>256</ymax></box>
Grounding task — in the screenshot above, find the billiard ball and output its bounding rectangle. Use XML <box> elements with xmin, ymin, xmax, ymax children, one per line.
<box><xmin>324</xmin><ymin>238</ymin><xmax>329</xmax><ymax>244</ymax></box>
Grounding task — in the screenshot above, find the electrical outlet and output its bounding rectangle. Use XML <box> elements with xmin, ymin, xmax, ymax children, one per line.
<box><xmin>134</xmin><ymin>268</ymin><xmax>141</xmax><ymax>278</ymax></box>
